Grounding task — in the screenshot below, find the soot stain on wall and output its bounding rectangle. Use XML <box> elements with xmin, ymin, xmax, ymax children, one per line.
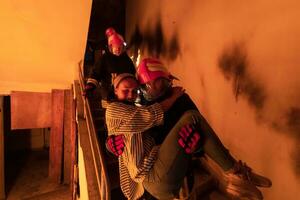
<box><xmin>218</xmin><ymin>43</ymin><xmax>266</xmax><ymax>111</ymax></box>
<box><xmin>270</xmin><ymin>103</ymin><xmax>300</xmax><ymax>178</ymax></box>
<box><xmin>291</xmin><ymin>140</ymin><xmax>300</xmax><ymax>177</ymax></box>
<box><xmin>286</xmin><ymin>106</ymin><xmax>300</xmax><ymax>177</ymax></box>
<box><xmin>143</xmin><ymin>21</ymin><xmax>166</xmax><ymax>58</ymax></box>
<box><xmin>168</xmin><ymin>32</ymin><xmax>181</xmax><ymax>61</ymax></box>
<box><xmin>218</xmin><ymin>42</ymin><xmax>300</xmax><ymax>178</ymax></box>
<box><xmin>128</xmin><ymin>17</ymin><xmax>181</xmax><ymax>62</ymax></box>
<box><xmin>286</xmin><ymin>107</ymin><xmax>300</xmax><ymax>137</ymax></box>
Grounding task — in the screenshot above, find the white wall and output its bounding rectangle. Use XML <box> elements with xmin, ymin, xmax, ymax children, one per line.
<box><xmin>0</xmin><ymin>0</ymin><xmax>92</xmax><ymax>94</ymax></box>
<box><xmin>126</xmin><ymin>0</ymin><xmax>300</xmax><ymax>199</ymax></box>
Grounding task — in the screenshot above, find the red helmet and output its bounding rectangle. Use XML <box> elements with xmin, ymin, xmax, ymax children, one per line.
<box><xmin>107</xmin><ymin>33</ymin><xmax>124</xmax><ymax>47</ymax></box>
<box><xmin>137</xmin><ymin>58</ymin><xmax>176</xmax><ymax>84</ymax></box>
<box><xmin>107</xmin><ymin>33</ymin><xmax>125</xmax><ymax>56</ymax></box>
<box><xmin>105</xmin><ymin>27</ymin><xmax>116</xmax><ymax>38</ymax></box>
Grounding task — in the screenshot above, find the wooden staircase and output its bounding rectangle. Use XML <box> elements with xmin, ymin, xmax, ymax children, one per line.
<box><xmin>85</xmin><ymin>87</ymin><xmax>126</xmax><ymax>200</ymax></box>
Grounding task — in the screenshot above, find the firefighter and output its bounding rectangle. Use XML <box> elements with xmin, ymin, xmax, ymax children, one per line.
<box><xmin>84</xmin><ymin>27</ymin><xmax>136</xmax><ymax>103</ymax></box>
<box><xmin>106</xmin><ymin>58</ymin><xmax>272</xmax><ymax>200</ymax></box>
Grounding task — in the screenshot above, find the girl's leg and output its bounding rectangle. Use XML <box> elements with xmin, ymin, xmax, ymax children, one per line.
<box><xmin>143</xmin><ymin>110</ymin><xmax>200</xmax><ymax>199</ymax></box>
<box><xmin>196</xmin><ymin>112</ymin><xmax>235</xmax><ymax>171</ymax></box>
<box><xmin>143</xmin><ymin>109</ymin><xmax>238</xmax><ymax>199</ymax></box>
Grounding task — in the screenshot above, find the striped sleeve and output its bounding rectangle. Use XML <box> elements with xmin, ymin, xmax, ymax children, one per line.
<box><xmin>105</xmin><ymin>102</ymin><xmax>163</xmax><ymax>199</ymax></box>
<box><xmin>126</xmin><ymin>134</ymin><xmax>159</xmax><ymax>182</ymax></box>
<box><xmin>105</xmin><ymin>102</ymin><xmax>164</xmax><ymax>136</ymax></box>
<box><xmin>119</xmin><ymin>156</ymin><xmax>145</xmax><ymax>200</ymax></box>
<box><xmin>119</xmin><ymin>134</ymin><xmax>159</xmax><ymax>199</ymax></box>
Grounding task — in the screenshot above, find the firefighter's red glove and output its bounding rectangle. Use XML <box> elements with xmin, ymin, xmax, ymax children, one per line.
<box><xmin>106</xmin><ymin>135</ymin><xmax>125</xmax><ymax>157</ymax></box>
<box><xmin>178</xmin><ymin>124</ymin><xmax>200</xmax><ymax>154</ymax></box>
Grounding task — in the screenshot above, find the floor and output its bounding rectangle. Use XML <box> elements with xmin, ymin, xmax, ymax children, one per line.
<box><xmin>5</xmin><ymin>149</ymin><xmax>70</xmax><ymax>200</ymax></box>
<box><xmin>3</xmin><ymin>144</ymin><xmax>230</xmax><ymax>200</ymax></box>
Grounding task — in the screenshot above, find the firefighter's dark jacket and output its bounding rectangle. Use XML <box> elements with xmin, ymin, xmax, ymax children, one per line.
<box><xmin>87</xmin><ymin>50</ymin><xmax>136</xmax><ymax>100</ymax></box>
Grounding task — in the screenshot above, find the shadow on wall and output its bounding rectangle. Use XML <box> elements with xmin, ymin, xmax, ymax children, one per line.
<box><xmin>218</xmin><ymin>42</ymin><xmax>300</xmax><ymax>179</ymax></box>
<box><xmin>128</xmin><ymin>16</ymin><xmax>180</xmax><ymax>62</ymax></box>
<box><xmin>218</xmin><ymin>42</ymin><xmax>266</xmax><ymax>111</ymax></box>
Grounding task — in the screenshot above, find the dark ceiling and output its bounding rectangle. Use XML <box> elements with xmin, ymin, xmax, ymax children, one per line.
<box><xmin>87</xmin><ymin>0</ymin><xmax>126</xmax><ymax>47</ymax></box>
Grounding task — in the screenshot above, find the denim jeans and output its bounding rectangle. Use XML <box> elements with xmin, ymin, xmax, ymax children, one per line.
<box><xmin>142</xmin><ymin>110</ymin><xmax>235</xmax><ymax>199</ymax></box>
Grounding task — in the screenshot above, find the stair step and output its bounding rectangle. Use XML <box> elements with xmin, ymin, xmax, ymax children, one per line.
<box><xmin>23</xmin><ymin>185</ymin><xmax>70</xmax><ymax>200</ymax></box>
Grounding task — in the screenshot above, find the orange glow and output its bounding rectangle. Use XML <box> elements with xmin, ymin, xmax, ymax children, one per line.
<box><xmin>126</xmin><ymin>0</ymin><xmax>300</xmax><ymax>199</ymax></box>
<box><xmin>0</xmin><ymin>0</ymin><xmax>92</xmax><ymax>94</ymax></box>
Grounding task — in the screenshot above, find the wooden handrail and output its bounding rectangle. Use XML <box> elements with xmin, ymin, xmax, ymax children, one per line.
<box><xmin>75</xmin><ymin>61</ymin><xmax>111</xmax><ymax>200</ymax></box>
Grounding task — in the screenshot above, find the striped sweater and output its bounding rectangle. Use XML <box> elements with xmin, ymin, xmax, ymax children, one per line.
<box><xmin>105</xmin><ymin>102</ymin><xmax>164</xmax><ymax>200</ymax></box>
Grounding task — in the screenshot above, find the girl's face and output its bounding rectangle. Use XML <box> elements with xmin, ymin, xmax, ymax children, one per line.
<box><xmin>109</xmin><ymin>44</ymin><xmax>124</xmax><ymax>56</ymax></box>
<box><xmin>114</xmin><ymin>78</ymin><xmax>138</xmax><ymax>102</ymax></box>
